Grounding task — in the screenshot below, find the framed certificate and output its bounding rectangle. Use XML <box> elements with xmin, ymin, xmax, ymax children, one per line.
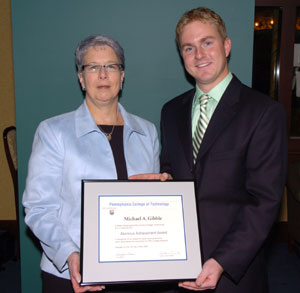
<box><xmin>80</xmin><ymin>180</ymin><xmax>202</xmax><ymax>286</ymax></box>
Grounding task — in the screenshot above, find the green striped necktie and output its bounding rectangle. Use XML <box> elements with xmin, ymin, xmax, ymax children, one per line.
<box><xmin>193</xmin><ymin>94</ymin><xmax>210</xmax><ymax>163</ymax></box>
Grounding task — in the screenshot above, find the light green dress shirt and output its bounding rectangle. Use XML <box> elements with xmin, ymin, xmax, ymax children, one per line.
<box><xmin>191</xmin><ymin>73</ymin><xmax>233</xmax><ymax>137</ymax></box>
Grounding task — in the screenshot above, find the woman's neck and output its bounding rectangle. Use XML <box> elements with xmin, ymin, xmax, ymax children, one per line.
<box><xmin>86</xmin><ymin>99</ymin><xmax>123</xmax><ymax>125</ymax></box>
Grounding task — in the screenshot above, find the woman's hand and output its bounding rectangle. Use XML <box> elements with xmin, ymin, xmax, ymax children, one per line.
<box><xmin>68</xmin><ymin>252</ymin><xmax>105</xmax><ymax>292</ymax></box>
<box><xmin>129</xmin><ymin>172</ymin><xmax>172</xmax><ymax>181</ymax></box>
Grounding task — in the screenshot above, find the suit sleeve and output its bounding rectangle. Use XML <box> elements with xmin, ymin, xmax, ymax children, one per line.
<box><xmin>211</xmin><ymin>102</ymin><xmax>288</xmax><ymax>282</ymax></box>
<box><xmin>160</xmin><ymin>105</ymin><xmax>173</xmax><ymax>175</ymax></box>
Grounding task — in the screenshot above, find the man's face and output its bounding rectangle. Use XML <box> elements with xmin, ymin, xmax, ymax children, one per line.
<box><xmin>179</xmin><ymin>20</ymin><xmax>231</xmax><ymax>92</ymax></box>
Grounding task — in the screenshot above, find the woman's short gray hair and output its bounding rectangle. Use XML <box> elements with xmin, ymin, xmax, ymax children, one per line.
<box><xmin>75</xmin><ymin>34</ymin><xmax>125</xmax><ymax>72</ymax></box>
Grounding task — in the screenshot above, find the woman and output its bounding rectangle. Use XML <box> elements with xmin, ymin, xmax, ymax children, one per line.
<box><xmin>22</xmin><ymin>35</ymin><xmax>160</xmax><ymax>293</ymax></box>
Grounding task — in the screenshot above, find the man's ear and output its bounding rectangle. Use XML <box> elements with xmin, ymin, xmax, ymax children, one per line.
<box><xmin>224</xmin><ymin>37</ymin><xmax>231</xmax><ymax>58</ymax></box>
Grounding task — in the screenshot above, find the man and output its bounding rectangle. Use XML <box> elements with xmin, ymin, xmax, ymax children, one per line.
<box><xmin>159</xmin><ymin>7</ymin><xmax>287</xmax><ymax>293</ymax></box>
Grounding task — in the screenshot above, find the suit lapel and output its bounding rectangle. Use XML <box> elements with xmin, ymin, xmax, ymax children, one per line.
<box><xmin>176</xmin><ymin>89</ymin><xmax>195</xmax><ymax>169</ymax></box>
<box><xmin>196</xmin><ymin>76</ymin><xmax>242</xmax><ymax>161</ymax></box>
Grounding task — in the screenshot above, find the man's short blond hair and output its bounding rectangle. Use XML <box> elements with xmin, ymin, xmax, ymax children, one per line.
<box><xmin>176</xmin><ymin>7</ymin><xmax>227</xmax><ymax>48</ymax></box>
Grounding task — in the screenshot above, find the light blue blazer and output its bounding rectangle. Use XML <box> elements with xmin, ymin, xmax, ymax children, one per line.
<box><xmin>22</xmin><ymin>101</ymin><xmax>160</xmax><ymax>279</ymax></box>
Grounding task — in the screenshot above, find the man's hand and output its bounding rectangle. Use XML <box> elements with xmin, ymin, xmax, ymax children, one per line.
<box><xmin>68</xmin><ymin>252</ymin><xmax>105</xmax><ymax>292</ymax></box>
<box><xmin>129</xmin><ymin>172</ymin><xmax>172</xmax><ymax>181</ymax></box>
<box><xmin>178</xmin><ymin>258</ymin><xmax>224</xmax><ymax>291</ymax></box>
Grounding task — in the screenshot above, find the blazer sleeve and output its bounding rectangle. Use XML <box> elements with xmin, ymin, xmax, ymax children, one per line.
<box><xmin>151</xmin><ymin>122</ymin><xmax>160</xmax><ymax>173</ymax></box>
<box><xmin>211</xmin><ymin>101</ymin><xmax>288</xmax><ymax>282</ymax></box>
<box><xmin>22</xmin><ymin>121</ymin><xmax>79</xmax><ymax>272</ymax></box>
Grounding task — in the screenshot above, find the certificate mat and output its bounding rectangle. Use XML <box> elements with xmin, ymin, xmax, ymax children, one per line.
<box><xmin>81</xmin><ymin>180</ymin><xmax>202</xmax><ymax>285</ymax></box>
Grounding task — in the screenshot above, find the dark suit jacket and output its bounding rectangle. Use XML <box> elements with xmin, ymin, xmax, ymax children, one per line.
<box><xmin>160</xmin><ymin>76</ymin><xmax>287</xmax><ymax>293</ymax></box>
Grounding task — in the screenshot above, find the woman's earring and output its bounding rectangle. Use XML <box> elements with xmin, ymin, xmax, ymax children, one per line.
<box><xmin>120</xmin><ymin>83</ymin><xmax>123</xmax><ymax>90</ymax></box>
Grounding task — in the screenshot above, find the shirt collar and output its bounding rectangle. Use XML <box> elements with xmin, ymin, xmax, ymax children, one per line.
<box><xmin>75</xmin><ymin>100</ymin><xmax>146</xmax><ymax>137</ymax></box>
<box><xmin>193</xmin><ymin>72</ymin><xmax>233</xmax><ymax>106</ymax></box>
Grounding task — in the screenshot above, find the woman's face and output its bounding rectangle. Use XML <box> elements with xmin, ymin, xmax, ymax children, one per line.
<box><xmin>78</xmin><ymin>45</ymin><xmax>124</xmax><ymax>109</ymax></box>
